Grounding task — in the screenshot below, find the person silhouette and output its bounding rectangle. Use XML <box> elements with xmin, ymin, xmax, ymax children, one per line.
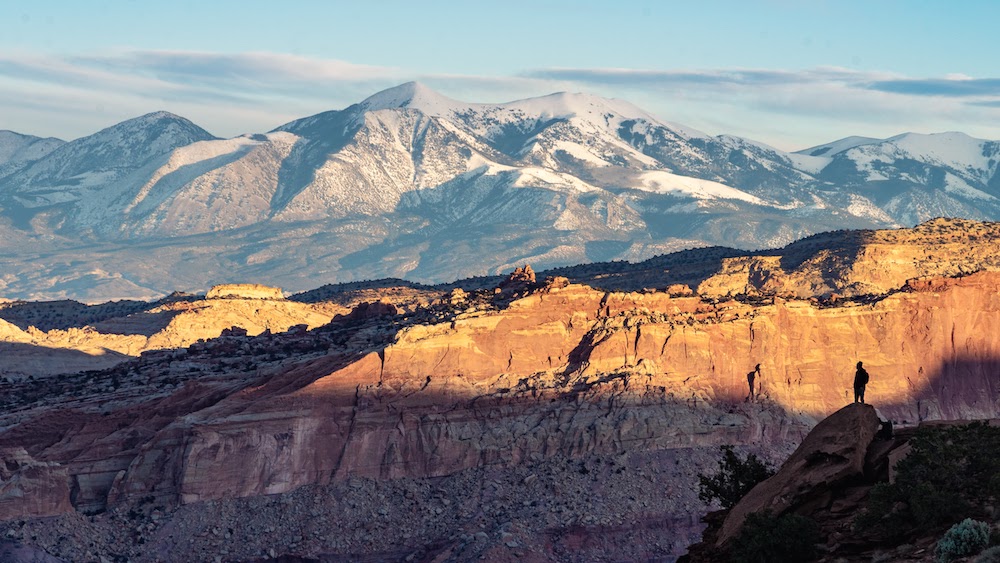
<box><xmin>747</xmin><ymin>363</ymin><xmax>761</xmax><ymax>401</ymax></box>
<box><xmin>854</xmin><ymin>361</ymin><xmax>869</xmax><ymax>404</ymax></box>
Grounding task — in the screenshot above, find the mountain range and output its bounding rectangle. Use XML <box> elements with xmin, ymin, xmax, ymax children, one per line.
<box><xmin>1</xmin><ymin>81</ymin><xmax>998</xmax><ymax>301</ymax></box>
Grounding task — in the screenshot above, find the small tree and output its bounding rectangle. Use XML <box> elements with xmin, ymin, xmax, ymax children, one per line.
<box><xmin>856</xmin><ymin>422</ymin><xmax>1000</xmax><ymax>536</ymax></box>
<box><xmin>698</xmin><ymin>445</ymin><xmax>775</xmax><ymax>509</ymax></box>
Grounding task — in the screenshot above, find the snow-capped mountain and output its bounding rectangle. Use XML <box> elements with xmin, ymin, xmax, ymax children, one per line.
<box><xmin>2</xmin><ymin>112</ymin><xmax>216</xmax><ymax>234</ymax></box>
<box><xmin>0</xmin><ymin>82</ymin><xmax>997</xmax><ymax>300</ymax></box>
<box><xmin>799</xmin><ymin>132</ymin><xmax>1000</xmax><ymax>224</ymax></box>
<box><xmin>0</xmin><ymin>131</ymin><xmax>64</xmax><ymax>179</ymax></box>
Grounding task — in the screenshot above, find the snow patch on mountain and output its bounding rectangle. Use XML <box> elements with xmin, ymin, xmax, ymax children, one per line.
<box><xmin>798</xmin><ymin>136</ymin><xmax>881</xmax><ymax>157</ymax></box>
<box><xmin>551</xmin><ymin>140</ymin><xmax>611</xmax><ymax>166</ymax></box>
<box><xmin>785</xmin><ymin>152</ymin><xmax>831</xmax><ymax>174</ymax></box>
<box><xmin>845</xmin><ymin>194</ymin><xmax>898</xmax><ymax>223</ymax></box>
<box><xmin>513</xmin><ymin>167</ymin><xmax>599</xmax><ymax>193</ymax></box>
<box><xmin>505</xmin><ymin>91</ymin><xmax>654</xmax><ymax>123</ymax></box>
<box><xmin>0</xmin><ymin>131</ymin><xmax>64</xmax><ymax>165</ymax></box>
<box><xmin>888</xmin><ymin>132</ymin><xmax>994</xmax><ymax>179</ymax></box>
<box><xmin>634</xmin><ymin>170</ymin><xmax>765</xmax><ymax>203</ymax></box>
<box><xmin>943</xmin><ymin>172</ymin><xmax>996</xmax><ymax>201</ymax></box>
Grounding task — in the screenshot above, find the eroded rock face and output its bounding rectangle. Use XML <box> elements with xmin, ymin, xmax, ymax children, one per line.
<box><xmin>0</xmin><ymin>448</ymin><xmax>72</xmax><ymax>521</ymax></box>
<box><xmin>3</xmin><ymin>271</ymin><xmax>1000</xmax><ymax>528</ymax></box>
<box><xmin>113</xmin><ymin>273</ymin><xmax>1000</xmax><ymax>508</ymax></box>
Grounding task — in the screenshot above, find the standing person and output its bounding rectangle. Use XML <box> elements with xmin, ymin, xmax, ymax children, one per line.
<box><xmin>747</xmin><ymin>363</ymin><xmax>761</xmax><ymax>401</ymax></box>
<box><xmin>854</xmin><ymin>361</ymin><xmax>870</xmax><ymax>404</ymax></box>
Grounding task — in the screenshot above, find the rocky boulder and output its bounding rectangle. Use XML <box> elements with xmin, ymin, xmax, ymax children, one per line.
<box><xmin>342</xmin><ymin>300</ymin><xmax>399</xmax><ymax>321</ymax></box>
<box><xmin>498</xmin><ymin>265</ymin><xmax>537</xmax><ymax>294</ymax></box>
<box><xmin>717</xmin><ymin>403</ymin><xmax>880</xmax><ymax>545</ymax></box>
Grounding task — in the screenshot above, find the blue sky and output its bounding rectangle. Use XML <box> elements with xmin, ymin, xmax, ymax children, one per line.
<box><xmin>3</xmin><ymin>0</ymin><xmax>998</xmax><ymax>150</ymax></box>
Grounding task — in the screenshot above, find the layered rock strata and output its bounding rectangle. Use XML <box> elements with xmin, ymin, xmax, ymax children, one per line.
<box><xmin>5</xmin><ymin>270</ymin><xmax>997</xmax><ymax>517</ymax></box>
<box><xmin>106</xmin><ymin>272</ymin><xmax>1000</xmax><ymax>510</ymax></box>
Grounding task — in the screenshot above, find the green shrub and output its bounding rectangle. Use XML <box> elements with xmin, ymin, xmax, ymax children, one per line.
<box><xmin>698</xmin><ymin>445</ymin><xmax>775</xmax><ymax>509</ymax></box>
<box><xmin>936</xmin><ymin>518</ymin><xmax>990</xmax><ymax>562</ymax></box>
<box><xmin>730</xmin><ymin>510</ymin><xmax>820</xmax><ymax>563</ymax></box>
<box><xmin>856</xmin><ymin>422</ymin><xmax>1000</xmax><ymax>536</ymax></box>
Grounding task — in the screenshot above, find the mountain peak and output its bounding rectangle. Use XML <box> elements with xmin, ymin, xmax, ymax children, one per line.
<box><xmin>505</xmin><ymin>90</ymin><xmax>653</xmax><ymax>121</ymax></box>
<box><xmin>796</xmin><ymin>136</ymin><xmax>880</xmax><ymax>157</ymax></box>
<box><xmin>87</xmin><ymin>111</ymin><xmax>217</xmax><ymax>145</ymax></box>
<box><xmin>887</xmin><ymin>131</ymin><xmax>980</xmax><ymax>144</ymax></box>
<box><xmin>122</xmin><ymin>111</ymin><xmax>205</xmax><ymax>129</ymax></box>
<box><xmin>140</xmin><ymin>110</ymin><xmax>184</xmax><ymax>120</ymax></box>
<box><xmin>360</xmin><ymin>82</ymin><xmax>468</xmax><ymax>116</ymax></box>
<box><xmin>6</xmin><ymin>110</ymin><xmax>219</xmax><ymax>184</ymax></box>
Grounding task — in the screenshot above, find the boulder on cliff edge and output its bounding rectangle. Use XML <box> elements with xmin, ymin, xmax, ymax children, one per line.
<box><xmin>717</xmin><ymin>403</ymin><xmax>880</xmax><ymax>545</ymax></box>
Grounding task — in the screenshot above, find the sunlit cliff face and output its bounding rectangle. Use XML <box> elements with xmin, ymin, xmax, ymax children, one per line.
<box><xmin>299</xmin><ymin>273</ymin><xmax>1000</xmax><ymax>423</ymax></box>
<box><xmin>116</xmin><ymin>272</ymin><xmax>1000</xmax><ymax>505</ymax></box>
<box><xmin>8</xmin><ymin>220</ymin><xmax>1000</xmax><ymax>521</ymax></box>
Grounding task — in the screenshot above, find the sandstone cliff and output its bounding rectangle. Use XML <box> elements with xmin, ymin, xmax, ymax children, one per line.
<box><xmin>0</xmin><ymin>296</ymin><xmax>345</xmax><ymax>379</ymax></box>
<box><xmin>104</xmin><ymin>271</ymin><xmax>1000</xmax><ymax>512</ymax></box>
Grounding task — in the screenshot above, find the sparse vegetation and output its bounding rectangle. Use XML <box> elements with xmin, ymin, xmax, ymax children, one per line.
<box><xmin>857</xmin><ymin>422</ymin><xmax>1000</xmax><ymax>536</ymax></box>
<box><xmin>697</xmin><ymin>445</ymin><xmax>774</xmax><ymax>509</ymax></box>
<box><xmin>729</xmin><ymin>510</ymin><xmax>820</xmax><ymax>563</ymax></box>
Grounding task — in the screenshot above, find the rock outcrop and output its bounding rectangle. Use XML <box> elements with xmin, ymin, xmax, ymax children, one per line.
<box><xmin>565</xmin><ymin>217</ymin><xmax>1000</xmax><ymax>299</ymax></box>
<box><xmin>206</xmin><ymin>284</ymin><xmax>284</xmax><ymax>300</ymax></box>
<box><xmin>0</xmin><ymin>448</ymin><xmax>73</xmax><ymax>521</ymax></box>
<box><xmin>717</xmin><ymin>404</ymin><xmax>880</xmax><ymax>545</ymax></box>
<box><xmin>681</xmin><ymin>407</ymin><xmax>1000</xmax><ymax>562</ymax></box>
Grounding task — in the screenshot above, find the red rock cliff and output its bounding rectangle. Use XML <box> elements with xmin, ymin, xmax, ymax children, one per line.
<box><xmin>109</xmin><ymin>272</ymin><xmax>1000</xmax><ymax>507</ymax></box>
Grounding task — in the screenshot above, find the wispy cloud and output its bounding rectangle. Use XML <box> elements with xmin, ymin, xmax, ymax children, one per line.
<box><xmin>866</xmin><ymin>77</ymin><xmax>1000</xmax><ymax>97</ymax></box>
<box><xmin>527</xmin><ymin>67</ymin><xmax>813</xmax><ymax>87</ymax></box>
<box><xmin>0</xmin><ymin>50</ymin><xmax>407</xmax><ymax>139</ymax></box>
<box><xmin>75</xmin><ymin>50</ymin><xmax>394</xmax><ymax>89</ymax></box>
<box><xmin>518</xmin><ymin>66</ymin><xmax>1000</xmax><ymax>148</ymax></box>
<box><xmin>523</xmin><ymin>65</ymin><xmax>1000</xmax><ymax>110</ymax></box>
<box><xmin>525</xmin><ymin>66</ymin><xmax>890</xmax><ymax>89</ymax></box>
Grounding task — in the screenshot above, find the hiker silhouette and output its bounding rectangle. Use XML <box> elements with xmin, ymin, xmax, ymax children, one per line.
<box><xmin>747</xmin><ymin>363</ymin><xmax>761</xmax><ymax>401</ymax></box>
<box><xmin>854</xmin><ymin>361</ymin><xmax>870</xmax><ymax>404</ymax></box>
